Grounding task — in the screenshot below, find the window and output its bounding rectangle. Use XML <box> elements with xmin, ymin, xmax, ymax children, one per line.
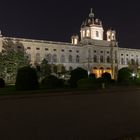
<box><xmin>121</xmin><ymin>54</ymin><xmax>123</xmax><ymax>56</ymax></box>
<box><xmin>17</xmin><ymin>46</ymin><xmax>21</xmax><ymax>49</ymax></box>
<box><xmin>69</xmin><ymin>55</ymin><xmax>73</xmax><ymax>63</ymax></box>
<box><xmin>52</xmin><ymin>54</ymin><xmax>57</xmax><ymax>63</ymax></box>
<box><xmin>121</xmin><ymin>58</ymin><xmax>124</xmax><ymax>65</ymax></box>
<box><xmin>96</xmin><ymin>31</ymin><xmax>99</xmax><ymax>37</ymax></box>
<box><xmin>107</xmin><ymin>56</ymin><xmax>110</xmax><ymax>63</ymax></box>
<box><xmin>107</xmin><ymin>51</ymin><xmax>109</xmax><ymax>54</ymax></box>
<box><xmin>45</xmin><ymin>54</ymin><xmax>51</xmax><ymax>62</ymax></box>
<box><xmin>94</xmin><ymin>55</ymin><xmax>97</xmax><ymax>62</ymax></box>
<box><xmin>60</xmin><ymin>55</ymin><xmax>65</xmax><ymax>63</ymax></box>
<box><xmin>69</xmin><ymin>50</ymin><xmax>72</xmax><ymax>52</ymax></box>
<box><xmin>126</xmin><ymin>58</ymin><xmax>129</xmax><ymax>65</ymax></box>
<box><xmin>100</xmin><ymin>51</ymin><xmax>103</xmax><ymax>53</ymax></box>
<box><xmin>76</xmin><ymin>55</ymin><xmax>80</xmax><ymax>63</ymax></box>
<box><xmin>36</xmin><ymin>53</ymin><xmax>40</xmax><ymax>62</ymax></box>
<box><xmin>53</xmin><ymin>49</ymin><xmax>56</xmax><ymax>51</ymax></box>
<box><xmin>45</xmin><ymin>48</ymin><xmax>48</xmax><ymax>51</ymax></box>
<box><xmin>27</xmin><ymin>47</ymin><xmax>31</xmax><ymax>50</ymax></box>
<box><xmin>100</xmin><ymin>55</ymin><xmax>104</xmax><ymax>63</ymax></box>
<box><xmin>86</xmin><ymin>29</ymin><xmax>90</xmax><ymax>37</ymax></box>
<box><xmin>82</xmin><ymin>30</ymin><xmax>85</xmax><ymax>38</ymax></box>
<box><xmin>36</xmin><ymin>48</ymin><xmax>40</xmax><ymax>50</ymax></box>
<box><xmin>76</xmin><ymin>50</ymin><xmax>79</xmax><ymax>53</ymax></box>
<box><xmin>27</xmin><ymin>54</ymin><xmax>31</xmax><ymax>61</ymax></box>
<box><xmin>61</xmin><ymin>49</ymin><xmax>64</xmax><ymax>52</ymax></box>
<box><xmin>94</xmin><ymin>50</ymin><xmax>96</xmax><ymax>53</ymax></box>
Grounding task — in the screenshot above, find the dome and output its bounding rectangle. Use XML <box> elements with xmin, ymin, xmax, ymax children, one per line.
<box><xmin>81</xmin><ymin>9</ymin><xmax>102</xmax><ymax>28</ymax></box>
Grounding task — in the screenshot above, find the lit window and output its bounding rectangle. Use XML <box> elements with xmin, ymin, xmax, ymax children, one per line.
<box><xmin>82</xmin><ymin>30</ymin><xmax>85</xmax><ymax>38</ymax></box>
<box><xmin>86</xmin><ymin>30</ymin><xmax>90</xmax><ymax>37</ymax></box>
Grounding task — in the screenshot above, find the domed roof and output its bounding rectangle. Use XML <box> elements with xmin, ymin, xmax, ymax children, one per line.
<box><xmin>81</xmin><ymin>8</ymin><xmax>102</xmax><ymax>28</ymax></box>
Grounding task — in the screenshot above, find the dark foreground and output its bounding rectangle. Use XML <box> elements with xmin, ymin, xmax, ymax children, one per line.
<box><xmin>0</xmin><ymin>88</ymin><xmax>140</xmax><ymax>140</ymax></box>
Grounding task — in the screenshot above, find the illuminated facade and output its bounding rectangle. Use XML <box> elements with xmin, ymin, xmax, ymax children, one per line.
<box><xmin>0</xmin><ymin>9</ymin><xmax>140</xmax><ymax>80</ymax></box>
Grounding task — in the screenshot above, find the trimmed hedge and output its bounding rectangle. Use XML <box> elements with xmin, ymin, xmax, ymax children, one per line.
<box><xmin>15</xmin><ymin>66</ymin><xmax>39</xmax><ymax>90</ymax></box>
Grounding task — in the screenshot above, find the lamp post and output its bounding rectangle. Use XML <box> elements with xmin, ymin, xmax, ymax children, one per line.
<box><xmin>132</xmin><ymin>73</ymin><xmax>136</xmax><ymax>80</ymax></box>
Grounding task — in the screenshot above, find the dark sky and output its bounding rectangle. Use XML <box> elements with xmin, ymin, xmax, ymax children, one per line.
<box><xmin>0</xmin><ymin>0</ymin><xmax>140</xmax><ymax>49</ymax></box>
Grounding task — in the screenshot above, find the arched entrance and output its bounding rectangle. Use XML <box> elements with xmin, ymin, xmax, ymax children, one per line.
<box><xmin>92</xmin><ymin>67</ymin><xmax>105</xmax><ymax>78</ymax></box>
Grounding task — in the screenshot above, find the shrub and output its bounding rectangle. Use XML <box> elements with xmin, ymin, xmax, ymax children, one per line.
<box><xmin>15</xmin><ymin>66</ymin><xmax>39</xmax><ymax>90</ymax></box>
<box><xmin>0</xmin><ymin>78</ymin><xmax>5</xmax><ymax>88</ymax></box>
<box><xmin>89</xmin><ymin>73</ymin><xmax>96</xmax><ymax>79</ymax></box>
<box><xmin>69</xmin><ymin>67</ymin><xmax>88</xmax><ymax>87</ymax></box>
<box><xmin>41</xmin><ymin>75</ymin><xmax>64</xmax><ymax>89</ymax></box>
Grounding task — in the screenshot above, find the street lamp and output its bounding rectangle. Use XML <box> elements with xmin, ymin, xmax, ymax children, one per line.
<box><xmin>132</xmin><ymin>73</ymin><xmax>136</xmax><ymax>80</ymax></box>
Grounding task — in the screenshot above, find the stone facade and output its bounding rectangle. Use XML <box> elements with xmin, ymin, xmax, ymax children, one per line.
<box><xmin>0</xmin><ymin>9</ymin><xmax>139</xmax><ymax>79</ymax></box>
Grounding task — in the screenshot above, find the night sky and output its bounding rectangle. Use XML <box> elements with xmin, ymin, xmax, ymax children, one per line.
<box><xmin>0</xmin><ymin>0</ymin><xmax>140</xmax><ymax>49</ymax></box>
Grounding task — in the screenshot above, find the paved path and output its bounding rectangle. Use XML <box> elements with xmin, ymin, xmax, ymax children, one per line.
<box><xmin>0</xmin><ymin>89</ymin><xmax>140</xmax><ymax>140</ymax></box>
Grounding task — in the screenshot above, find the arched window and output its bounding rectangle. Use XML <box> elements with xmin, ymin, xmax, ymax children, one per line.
<box><xmin>121</xmin><ymin>58</ymin><xmax>124</xmax><ymax>64</ymax></box>
<box><xmin>60</xmin><ymin>55</ymin><xmax>65</xmax><ymax>63</ymax></box>
<box><xmin>45</xmin><ymin>54</ymin><xmax>51</xmax><ymax>62</ymax></box>
<box><xmin>76</xmin><ymin>55</ymin><xmax>80</xmax><ymax>63</ymax></box>
<box><xmin>52</xmin><ymin>54</ymin><xmax>57</xmax><ymax>63</ymax></box>
<box><xmin>36</xmin><ymin>53</ymin><xmax>40</xmax><ymax>62</ymax></box>
<box><xmin>100</xmin><ymin>55</ymin><xmax>104</xmax><ymax>63</ymax></box>
<box><xmin>86</xmin><ymin>29</ymin><xmax>90</xmax><ymax>37</ymax></box>
<box><xmin>82</xmin><ymin>30</ymin><xmax>85</xmax><ymax>38</ymax></box>
<box><xmin>107</xmin><ymin>56</ymin><xmax>110</xmax><ymax>63</ymax></box>
<box><xmin>126</xmin><ymin>58</ymin><xmax>129</xmax><ymax>65</ymax></box>
<box><xmin>27</xmin><ymin>53</ymin><xmax>31</xmax><ymax>61</ymax></box>
<box><xmin>96</xmin><ymin>31</ymin><xmax>99</xmax><ymax>37</ymax></box>
<box><xmin>131</xmin><ymin>59</ymin><xmax>135</xmax><ymax>65</ymax></box>
<box><xmin>94</xmin><ymin>55</ymin><xmax>97</xmax><ymax>62</ymax></box>
<box><xmin>69</xmin><ymin>55</ymin><xmax>73</xmax><ymax>63</ymax></box>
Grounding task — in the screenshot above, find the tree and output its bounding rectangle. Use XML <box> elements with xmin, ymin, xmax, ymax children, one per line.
<box><xmin>0</xmin><ymin>39</ymin><xmax>30</xmax><ymax>83</ymax></box>
<box><xmin>69</xmin><ymin>67</ymin><xmax>88</xmax><ymax>87</ymax></box>
<box><xmin>39</xmin><ymin>59</ymin><xmax>52</xmax><ymax>79</ymax></box>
